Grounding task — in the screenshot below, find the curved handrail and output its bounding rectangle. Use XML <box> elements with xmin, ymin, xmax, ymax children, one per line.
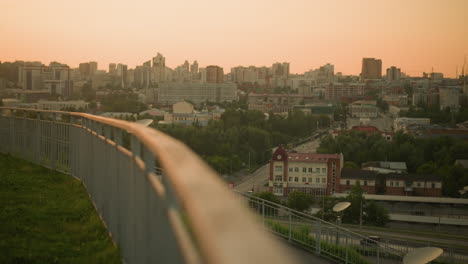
<box><xmin>0</xmin><ymin>107</ymin><xmax>301</xmax><ymax>264</ymax></box>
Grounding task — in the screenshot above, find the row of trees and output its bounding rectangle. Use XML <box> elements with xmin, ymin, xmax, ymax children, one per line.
<box><xmin>157</xmin><ymin>109</ymin><xmax>331</xmax><ymax>174</ymax></box>
<box><xmin>318</xmin><ymin>131</ymin><xmax>468</xmax><ymax>197</ymax></box>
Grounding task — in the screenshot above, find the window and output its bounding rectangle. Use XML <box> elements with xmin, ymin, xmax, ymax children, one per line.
<box><xmin>390</xmin><ymin>181</ymin><xmax>394</xmax><ymax>187</ymax></box>
<box><xmin>346</xmin><ymin>180</ymin><xmax>350</xmax><ymax>185</ymax></box>
<box><xmin>315</xmin><ymin>168</ymin><xmax>320</xmax><ymax>173</ymax></box>
<box><xmin>364</xmin><ymin>180</ymin><xmax>368</xmax><ymax>186</ymax></box>
<box><xmin>275</xmin><ymin>166</ymin><xmax>282</xmax><ymax>172</ymax></box>
<box><xmin>308</xmin><ymin>177</ymin><xmax>312</xmax><ymax>183</ymax></box>
<box><xmin>289</xmin><ymin>168</ymin><xmax>293</xmax><ymax>172</ymax></box>
<box><xmin>322</xmin><ymin>168</ymin><xmax>326</xmax><ymax>174</ymax></box>
<box><xmin>322</xmin><ymin>178</ymin><xmax>326</xmax><ymax>183</ymax></box>
<box><xmin>294</xmin><ymin>177</ymin><xmax>299</xmax><ymax>182</ymax></box>
<box><xmin>396</xmin><ymin>182</ymin><xmax>399</xmax><ymax>187</ymax></box>
<box><xmin>431</xmin><ymin>183</ymin><xmax>435</xmax><ymax>188</ymax></box>
<box><xmin>294</xmin><ymin>167</ymin><xmax>299</xmax><ymax>172</ymax></box>
<box><xmin>417</xmin><ymin>182</ymin><xmax>421</xmax><ymax>187</ymax></box>
<box><xmin>356</xmin><ymin>180</ymin><xmax>360</xmax><ymax>186</ymax></box>
<box><xmin>303</xmin><ymin>168</ymin><xmax>307</xmax><ymax>173</ymax></box>
<box><xmin>289</xmin><ymin>177</ymin><xmax>292</xmax><ymax>182</ymax></box>
<box><xmin>274</xmin><ymin>187</ymin><xmax>282</xmax><ymax>194</ymax></box>
<box><xmin>308</xmin><ymin>168</ymin><xmax>313</xmax><ymax>173</ymax></box>
<box><xmin>316</xmin><ymin>178</ymin><xmax>320</xmax><ymax>183</ymax></box>
<box><xmin>302</xmin><ymin>177</ymin><xmax>306</xmax><ymax>183</ymax></box>
<box><xmin>275</xmin><ymin>176</ymin><xmax>282</xmax><ymax>182</ymax></box>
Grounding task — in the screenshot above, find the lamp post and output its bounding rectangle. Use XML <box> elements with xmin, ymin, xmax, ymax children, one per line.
<box><xmin>333</xmin><ymin>202</ymin><xmax>351</xmax><ymax>244</ymax></box>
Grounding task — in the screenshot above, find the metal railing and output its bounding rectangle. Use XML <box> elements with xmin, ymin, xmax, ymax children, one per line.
<box><xmin>237</xmin><ymin>191</ymin><xmax>468</xmax><ymax>264</ymax></box>
<box><xmin>236</xmin><ymin>191</ymin><xmax>405</xmax><ymax>264</ymax></box>
<box><xmin>0</xmin><ymin>107</ymin><xmax>302</xmax><ymax>264</ymax></box>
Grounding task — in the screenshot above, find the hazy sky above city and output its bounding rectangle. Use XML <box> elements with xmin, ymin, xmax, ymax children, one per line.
<box><xmin>1</xmin><ymin>0</ymin><xmax>467</xmax><ymax>77</ymax></box>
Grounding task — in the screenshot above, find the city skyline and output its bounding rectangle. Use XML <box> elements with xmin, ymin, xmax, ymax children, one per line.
<box><xmin>1</xmin><ymin>0</ymin><xmax>467</xmax><ymax>77</ymax></box>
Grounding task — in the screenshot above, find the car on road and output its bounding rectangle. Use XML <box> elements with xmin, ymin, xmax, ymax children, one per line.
<box><xmin>360</xmin><ymin>236</ymin><xmax>381</xmax><ymax>246</ymax></box>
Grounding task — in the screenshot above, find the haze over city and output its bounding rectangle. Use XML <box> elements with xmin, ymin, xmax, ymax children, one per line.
<box><xmin>1</xmin><ymin>1</ymin><xmax>468</xmax><ymax>264</ymax></box>
<box><xmin>1</xmin><ymin>0</ymin><xmax>467</xmax><ymax>77</ymax></box>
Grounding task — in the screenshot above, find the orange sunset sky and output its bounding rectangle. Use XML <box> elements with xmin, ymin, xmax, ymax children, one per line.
<box><xmin>1</xmin><ymin>0</ymin><xmax>467</xmax><ymax>77</ymax></box>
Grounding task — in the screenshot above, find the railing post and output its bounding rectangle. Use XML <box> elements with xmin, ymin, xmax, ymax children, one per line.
<box><xmin>316</xmin><ymin>221</ymin><xmax>321</xmax><ymax>255</ymax></box>
<box><xmin>377</xmin><ymin>244</ymin><xmax>380</xmax><ymax>264</ymax></box>
<box><xmin>50</xmin><ymin>113</ymin><xmax>57</xmax><ymax>170</ymax></box>
<box><xmin>288</xmin><ymin>210</ymin><xmax>292</xmax><ymax>242</ymax></box>
<box><xmin>345</xmin><ymin>234</ymin><xmax>348</xmax><ymax>264</ymax></box>
<box><xmin>262</xmin><ymin>200</ymin><xmax>265</xmax><ymax>226</ymax></box>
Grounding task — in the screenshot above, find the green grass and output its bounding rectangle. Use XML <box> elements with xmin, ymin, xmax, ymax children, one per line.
<box><xmin>0</xmin><ymin>154</ymin><xmax>121</xmax><ymax>264</ymax></box>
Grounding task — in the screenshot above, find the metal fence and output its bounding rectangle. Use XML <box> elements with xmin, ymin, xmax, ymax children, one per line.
<box><xmin>238</xmin><ymin>191</ymin><xmax>468</xmax><ymax>264</ymax></box>
<box><xmin>0</xmin><ymin>108</ymin><xmax>302</xmax><ymax>264</ymax></box>
<box><xmin>236</xmin><ymin>191</ymin><xmax>405</xmax><ymax>264</ymax></box>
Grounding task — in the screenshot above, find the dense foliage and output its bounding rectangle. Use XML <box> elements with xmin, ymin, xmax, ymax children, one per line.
<box><xmin>100</xmin><ymin>91</ymin><xmax>147</xmax><ymax>113</ymax></box>
<box><xmin>157</xmin><ymin>109</ymin><xmax>330</xmax><ymax>174</ymax></box>
<box><xmin>287</xmin><ymin>191</ymin><xmax>314</xmax><ymax>212</ymax></box>
<box><xmin>318</xmin><ymin>131</ymin><xmax>468</xmax><ymax>197</ymax></box>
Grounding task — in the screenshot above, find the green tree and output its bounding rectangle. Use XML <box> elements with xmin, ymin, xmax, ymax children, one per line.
<box><xmin>344</xmin><ymin>161</ymin><xmax>359</xmax><ymax>169</ymax></box>
<box><xmin>287</xmin><ymin>191</ymin><xmax>314</xmax><ymax>212</ymax></box>
<box><xmin>342</xmin><ymin>184</ymin><xmax>364</xmax><ymax>224</ymax></box>
<box><xmin>363</xmin><ymin>201</ymin><xmax>389</xmax><ymax>227</ymax></box>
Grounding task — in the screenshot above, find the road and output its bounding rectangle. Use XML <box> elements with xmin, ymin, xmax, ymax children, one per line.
<box><xmin>234</xmin><ymin>137</ymin><xmax>322</xmax><ymax>193</ymax></box>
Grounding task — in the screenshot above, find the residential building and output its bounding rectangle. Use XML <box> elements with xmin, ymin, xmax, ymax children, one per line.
<box><xmin>248</xmin><ymin>93</ymin><xmax>312</xmax><ymax>113</ymax></box>
<box><xmin>385</xmin><ymin>173</ymin><xmax>442</xmax><ymax>197</ymax></box>
<box><xmin>386</xmin><ymin>66</ymin><xmax>401</xmax><ymax>81</ymax></box>
<box><xmin>340</xmin><ymin>168</ymin><xmax>379</xmax><ymax>194</ymax></box>
<box><xmin>161</xmin><ymin>101</ymin><xmax>224</xmax><ymax>126</ymax></box>
<box><xmin>340</xmin><ymin>169</ymin><xmax>442</xmax><ymax>197</ymax></box>
<box><xmin>439</xmin><ymin>88</ymin><xmax>460</xmax><ymax>111</ymax></box>
<box><xmin>152</xmin><ymin>53</ymin><xmax>166</xmax><ymax>83</ymax></box>
<box><xmin>19</xmin><ymin>100</ymin><xmax>88</xmax><ymax>111</ymax></box>
<box><xmin>383</xmin><ymin>95</ymin><xmax>408</xmax><ymax>107</ymax></box>
<box><xmin>109</xmin><ymin>63</ymin><xmax>117</xmax><ymax>74</ymax></box>
<box><xmin>89</xmin><ymin>61</ymin><xmax>98</xmax><ymax>76</ymax></box>
<box><xmin>157</xmin><ymin>83</ymin><xmax>237</xmax><ymax>105</ymax></box>
<box><xmin>349</xmin><ymin>100</ymin><xmax>378</xmax><ymax>118</ymax></box>
<box><xmin>268</xmin><ymin>145</ymin><xmax>343</xmax><ymax>196</ymax></box>
<box><xmin>361</xmin><ymin>58</ymin><xmax>382</xmax><ymax>80</ymax></box>
<box><xmin>304</xmin><ymin>63</ymin><xmax>334</xmax><ymax>84</ymax></box>
<box><xmin>324</xmin><ymin>83</ymin><xmax>365</xmax><ymax>100</ymax></box>
<box><xmin>206</xmin><ymin>65</ymin><xmax>224</xmax><ymax>83</ymax></box>
<box><xmin>394</xmin><ymin>117</ymin><xmax>430</xmax><ymax>131</ymax></box>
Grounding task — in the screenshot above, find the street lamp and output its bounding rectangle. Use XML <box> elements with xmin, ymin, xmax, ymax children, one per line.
<box><xmin>333</xmin><ymin>202</ymin><xmax>351</xmax><ymax>245</ymax></box>
<box><xmin>403</xmin><ymin>247</ymin><xmax>443</xmax><ymax>264</ymax></box>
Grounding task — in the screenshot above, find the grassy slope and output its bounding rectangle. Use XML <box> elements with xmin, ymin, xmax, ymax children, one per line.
<box><xmin>0</xmin><ymin>154</ymin><xmax>121</xmax><ymax>264</ymax></box>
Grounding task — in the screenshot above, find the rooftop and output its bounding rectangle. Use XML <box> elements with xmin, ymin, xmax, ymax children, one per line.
<box><xmin>287</xmin><ymin>153</ymin><xmax>341</xmax><ymax>162</ymax></box>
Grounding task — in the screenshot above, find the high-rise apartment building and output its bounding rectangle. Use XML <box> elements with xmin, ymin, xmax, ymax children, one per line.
<box><xmin>386</xmin><ymin>66</ymin><xmax>401</xmax><ymax>81</ymax></box>
<box><xmin>79</xmin><ymin>62</ymin><xmax>90</xmax><ymax>78</ymax></box>
<box><xmin>361</xmin><ymin>58</ymin><xmax>382</xmax><ymax>80</ymax></box>
<box><xmin>89</xmin><ymin>61</ymin><xmax>98</xmax><ymax>76</ymax></box>
<box><xmin>152</xmin><ymin>53</ymin><xmax>166</xmax><ymax>83</ymax></box>
<box><xmin>206</xmin><ymin>65</ymin><xmax>224</xmax><ymax>83</ymax></box>
<box><xmin>109</xmin><ymin>63</ymin><xmax>117</xmax><ymax>74</ymax></box>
